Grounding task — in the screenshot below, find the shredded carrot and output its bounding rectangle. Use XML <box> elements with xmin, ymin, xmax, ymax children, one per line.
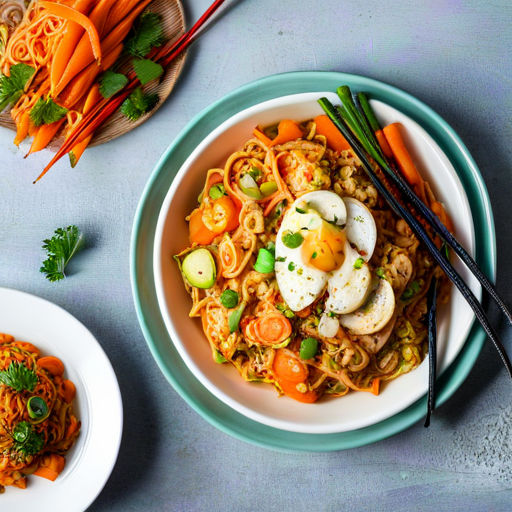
<box><xmin>253</xmin><ymin>126</ymin><xmax>272</xmax><ymax>146</ymax></box>
<box><xmin>39</xmin><ymin>2</ymin><xmax>102</xmax><ymax>64</ymax></box>
<box><xmin>268</xmin><ymin>119</ymin><xmax>304</xmax><ymax>147</ymax></box>
<box><xmin>383</xmin><ymin>122</ymin><xmax>427</xmax><ymax>204</ymax></box>
<box><xmin>314</xmin><ymin>114</ymin><xmax>350</xmax><ymax>152</ymax></box>
<box><xmin>37</xmin><ymin>356</ymin><xmax>65</xmax><ymax>376</ymax></box>
<box><xmin>375</xmin><ymin>129</ymin><xmax>393</xmax><ymax>158</ymax></box>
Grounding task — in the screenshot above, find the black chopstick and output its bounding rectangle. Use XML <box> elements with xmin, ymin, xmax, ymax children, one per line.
<box><xmin>424</xmin><ymin>275</ymin><xmax>438</xmax><ymax>427</ymax></box>
<box><xmin>318</xmin><ymin>97</ymin><xmax>512</xmax><ymax>381</ymax></box>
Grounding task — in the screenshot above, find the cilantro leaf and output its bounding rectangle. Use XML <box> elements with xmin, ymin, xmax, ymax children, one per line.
<box><xmin>13</xmin><ymin>422</ymin><xmax>45</xmax><ymax>457</ymax></box>
<box><xmin>0</xmin><ymin>63</ymin><xmax>35</xmax><ymax>112</ymax></box>
<box><xmin>125</xmin><ymin>12</ymin><xmax>165</xmax><ymax>58</ymax></box>
<box><xmin>0</xmin><ymin>362</ymin><xmax>38</xmax><ymax>392</ymax></box>
<box><xmin>132</xmin><ymin>58</ymin><xmax>163</xmax><ymax>85</ymax></box>
<box><xmin>30</xmin><ymin>97</ymin><xmax>68</xmax><ymax>127</ymax></box>
<box><xmin>120</xmin><ymin>87</ymin><xmax>159</xmax><ymax>122</ymax></box>
<box><xmin>282</xmin><ymin>230</ymin><xmax>305</xmax><ymax>249</ymax></box>
<box><xmin>99</xmin><ymin>69</ymin><xmax>128</xmax><ymax>99</ymax></box>
<box><xmin>40</xmin><ymin>225</ymin><xmax>85</xmax><ymax>282</ymax></box>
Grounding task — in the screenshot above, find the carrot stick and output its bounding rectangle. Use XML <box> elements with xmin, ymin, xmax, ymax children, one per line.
<box><xmin>14</xmin><ymin>112</ymin><xmax>30</xmax><ymax>146</ymax></box>
<box><xmin>103</xmin><ymin>0</ymin><xmax>141</xmax><ymax>35</ymax></box>
<box><xmin>50</xmin><ymin>0</ymin><xmax>97</xmax><ymax>95</ymax></box>
<box><xmin>371</xmin><ymin>378</ymin><xmax>380</xmax><ymax>396</ymax></box>
<box><xmin>26</xmin><ymin>119</ymin><xmax>65</xmax><ymax>156</ymax></box>
<box><xmin>60</xmin><ymin>43</ymin><xmax>123</xmax><ymax>109</ymax></box>
<box><xmin>268</xmin><ymin>119</ymin><xmax>304</xmax><ymax>147</ymax></box>
<box><xmin>39</xmin><ymin>2</ymin><xmax>102</xmax><ymax>63</ymax></box>
<box><xmin>375</xmin><ymin>129</ymin><xmax>393</xmax><ymax>158</ymax></box>
<box><xmin>383</xmin><ymin>122</ymin><xmax>427</xmax><ymax>204</ymax></box>
<box><xmin>252</xmin><ymin>126</ymin><xmax>272</xmax><ymax>146</ymax></box>
<box><xmin>314</xmin><ymin>114</ymin><xmax>350</xmax><ymax>152</ymax></box>
<box><xmin>54</xmin><ymin>0</ymin><xmax>151</xmax><ymax>97</ymax></box>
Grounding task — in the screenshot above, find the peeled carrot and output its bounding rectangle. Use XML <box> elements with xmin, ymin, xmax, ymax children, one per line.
<box><xmin>252</xmin><ymin>126</ymin><xmax>272</xmax><ymax>146</ymax></box>
<box><xmin>14</xmin><ymin>112</ymin><xmax>30</xmax><ymax>146</ymax></box>
<box><xmin>383</xmin><ymin>122</ymin><xmax>427</xmax><ymax>204</ymax></box>
<box><xmin>314</xmin><ymin>114</ymin><xmax>350</xmax><ymax>152</ymax></box>
<box><xmin>60</xmin><ymin>43</ymin><xmax>123</xmax><ymax>109</ymax></box>
<box><xmin>82</xmin><ymin>83</ymin><xmax>102</xmax><ymax>114</ymax></box>
<box><xmin>26</xmin><ymin>119</ymin><xmax>65</xmax><ymax>156</ymax></box>
<box><xmin>54</xmin><ymin>0</ymin><xmax>152</xmax><ymax>97</ymax></box>
<box><xmin>103</xmin><ymin>0</ymin><xmax>142</xmax><ymax>35</ymax></box>
<box><xmin>375</xmin><ymin>129</ymin><xmax>393</xmax><ymax>158</ymax></box>
<box><xmin>39</xmin><ymin>2</ymin><xmax>102</xmax><ymax>63</ymax></box>
<box><xmin>50</xmin><ymin>0</ymin><xmax>97</xmax><ymax>95</ymax></box>
<box><xmin>37</xmin><ymin>356</ymin><xmax>65</xmax><ymax>376</ymax></box>
<box><xmin>268</xmin><ymin>119</ymin><xmax>304</xmax><ymax>147</ymax></box>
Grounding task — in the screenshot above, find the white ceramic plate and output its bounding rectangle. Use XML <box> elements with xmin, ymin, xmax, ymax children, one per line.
<box><xmin>0</xmin><ymin>287</ymin><xmax>123</xmax><ymax>511</ymax></box>
<box><xmin>153</xmin><ymin>92</ymin><xmax>479</xmax><ymax>434</ymax></box>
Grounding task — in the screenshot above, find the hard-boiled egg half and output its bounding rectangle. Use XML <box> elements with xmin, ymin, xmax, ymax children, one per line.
<box><xmin>274</xmin><ymin>191</ymin><xmax>395</xmax><ymax>336</ymax></box>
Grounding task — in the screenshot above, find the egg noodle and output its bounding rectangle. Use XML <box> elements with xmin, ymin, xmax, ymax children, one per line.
<box><xmin>175</xmin><ymin>118</ymin><xmax>450</xmax><ymax>404</ymax></box>
<box><xmin>0</xmin><ymin>333</ymin><xmax>80</xmax><ymax>492</ymax></box>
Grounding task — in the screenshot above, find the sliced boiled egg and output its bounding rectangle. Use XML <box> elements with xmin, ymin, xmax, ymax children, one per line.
<box><xmin>338</xmin><ymin>278</ymin><xmax>396</xmax><ymax>335</ymax></box>
<box><xmin>343</xmin><ymin>197</ymin><xmax>377</xmax><ymax>261</ymax></box>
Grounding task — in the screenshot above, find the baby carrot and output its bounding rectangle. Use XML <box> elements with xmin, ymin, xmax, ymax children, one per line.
<box><xmin>13</xmin><ymin>112</ymin><xmax>30</xmax><ymax>146</ymax></box>
<box><xmin>26</xmin><ymin>119</ymin><xmax>65</xmax><ymax>156</ymax></box>
<box><xmin>103</xmin><ymin>0</ymin><xmax>142</xmax><ymax>35</ymax></box>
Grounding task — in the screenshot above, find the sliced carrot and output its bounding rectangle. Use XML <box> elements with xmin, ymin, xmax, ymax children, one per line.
<box><xmin>66</xmin><ymin>415</ymin><xmax>79</xmax><ymax>437</ymax></box>
<box><xmin>37</xmin><ymin>356</ymin><xmax>65</xmax><ymax>376</ymax></box>
<box><xmin>13</xmin><ymin>112</ymin><xmax>30</xmax><ymax>146</ymax></box>
<box><xmin>60</xmin><ymin>43</ymin><xmax>123</xmax><ymax>109</ymax></box>
<box><xmin>39</xmin><ymin>2</ymin><xmax>102</xmax><ymax>63</ymax></box>
<box><xmin>314</xmin><ymin>114</ymin><xmax>350</xmax><ymax>152</ymax></box>
<box><xmin>50</xmin><ymin>0</ymin><xmax>97</xmax><ymax>95</ymax></box>
<box><xmin>375</xmin><ymin>129</ymin><xmax>393</xmax><ymax>158</ymax></box>
<box><xmin>253</xmin><ymin>126</ymin><xmax>272</xmax><ymax>146</ymax></box>
<box><xmin>33</xmin><ymin>467</ymin><xmax>59</xmax><ymax>481</ymax></box>
<box><xmin>189</xmin><ymin>208</ymin><xmax>218</xmax><ymax>245</ymax></box>
<box><xmin>268</xmin><ymin>119</ymin><xmax>304</xmax><ymax>147</ymax></box>
<box><xmin>253</xmin><ymin>313</ymin><xmax>292</xmax><ymax>345</ymax></box>
<box><xmin>54</xmin><ymin>0</ymin><xmax>152</xmax><ymax>97</ymax></box>
<box><xmin>277</xmin><ymin>378</ymin><xmax>319</xmax><ymax>403</ymax></box>
<box><xmin>371</xmin><ymin>377</ymin><xmax>380</xmax><ymax>396</ymax></box>
<box><xmin>383</xmin><ymin>122</ymin><xmax>427</xmax><ymax>204</ymax></box>
<box><xmin>82</xmin><ymin>83</ymin><xmax>102</xmax><ymax>115</ymax></box>
<box><xmin>26</xmin><ymin>119</ymin><xmax>65</xmax><ymax>156</ymax></box>
<box><xmin>58</xmin><ymin>379</ymin><xmax>76</xmax><ymax>403</ymax></box>
<box><xmin>33</xmin><ymin>454</ymin><xmax>66</xmax><ymax>482</ymax></box>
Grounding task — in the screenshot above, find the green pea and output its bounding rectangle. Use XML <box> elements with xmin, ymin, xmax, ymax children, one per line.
<box><xmin>299</xmin><ymin>337</ymin><xmax>318</xmax><ymax>360</ymax></box>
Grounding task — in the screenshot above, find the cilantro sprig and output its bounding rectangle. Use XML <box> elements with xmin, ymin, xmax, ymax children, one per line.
<box><xmin>30</xmin><ymin>97</ymin><xmax>68</xmax><ymax>127</ymax></box>
<box><xmin>121</xmin><ymin>87</ymin><xmax>159</xmax><ymax>122</ymax></box>
<box><xmin>0</xmin><ymin>362</ymin><xmax>38</xmax><ymax>392</ymax></box>
<box><xmin>40</xmin><ymin>225</ymin><xmax>85</xmax><ymax>282</ymax></box>
<box><xmin>0</xmin><ymin>63</ymin><xmax>35</xmax><ymax>112</ymax></box>
<box><xmin>125</xmin><ymin>12</ymin><xmax>165</xmax><ymax>58</ymax></box>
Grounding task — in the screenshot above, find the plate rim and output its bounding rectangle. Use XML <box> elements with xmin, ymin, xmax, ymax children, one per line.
<box><xmin>0</xmin><ymin>286</ymin><xmax>124</xmax><ymax>508</ymax></box>
<box><xmin>130</xmin><ymin>70</ymin><xmax>496</xmax><ymax>452</ymax></box>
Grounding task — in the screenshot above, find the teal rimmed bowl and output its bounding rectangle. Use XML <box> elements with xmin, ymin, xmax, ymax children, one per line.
<box><xmin>130</xmin><ymin>71</ymin><xmax>495</xmax><ymax>452</ymax></box>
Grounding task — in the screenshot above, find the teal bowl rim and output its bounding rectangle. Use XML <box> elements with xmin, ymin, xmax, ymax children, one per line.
<box><xmin>130</xmin><ymin>71</ymin><xmax>495</xmax><ymax>452</ymax></box>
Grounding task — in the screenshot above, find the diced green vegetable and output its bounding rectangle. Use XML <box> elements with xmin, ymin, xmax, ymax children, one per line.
<box><xmin>284</xmin><ymin>309</ymin><xmax>295</xmax><ymax>319</ymax></box>
<box><xmin>209</xmin><ymin>183</ymin><xmax>226</xmax><ymax>199</ymax></box>
<box><xmin>182</xmin><ymin>249</ymin><xmax>216</xmax><ymax>289</ymax></box>
<box><xmin>376</xmin><ymin>267</ymin><xmax>386</xmax><ymax>278</ymax></box>
<box><xmin>282</xmin><ymin>231</ymin><xmax>304</xmax><ymax>249</ymax></box>
<box><xmin>353</xmin><ymin>257</ymin><xmax>364</xmax><ymax>269</ymax></box>
<box><xmin>239</xmin><ymin>173</ymin><xmax>262</xmax><ymax>199</ymax></box>
<box><xmin>260</xmin><ymin>181</ymin><xmax>278</xmax><ymax>197</ymax></box>
<box><xmin>411</xmin><ymin>280</ymin><xmax>422</xmax><ymax>294</ymax></box>
<box><xmin>254</xmin><ymin>248</ymin><xmax>275</xmax><ymax>274</ymax></box>
<box><xmin>220</xmin><ymin>289</ymin><xmax>239</xmax><ymax>309</ymax></box>
<box><xmin>229</xmin><ymin>303</ymin><xmax>246</xmax><ymax>333</ymax></box>
<box><xmin>288</xmin><ymin>262</ymin><xmax>296</xmax><ymax>271</ymax></box>
<box><xmin>299</xmin><ymin>337</ymin><xmax>318</xmax><ymax>360</ymax></box>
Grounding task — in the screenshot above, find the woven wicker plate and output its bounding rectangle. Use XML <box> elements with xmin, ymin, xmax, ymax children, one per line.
<box><xmin>0</xmin><ymin>0</ymin><xmax>186</xmax><ymax>149</ymax></box>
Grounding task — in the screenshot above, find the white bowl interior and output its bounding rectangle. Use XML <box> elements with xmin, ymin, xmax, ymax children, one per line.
<box><xmin>154</xmin><ymin>92</ymin><xmax>479</xmax><ymax>434</ymax></box>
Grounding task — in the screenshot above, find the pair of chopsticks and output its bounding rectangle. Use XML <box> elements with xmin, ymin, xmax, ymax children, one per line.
<box><xmin>35</xmin><ymin>0</ymin><xmax>228</xmax><ymax>183</ymax></box>
<box><xmin>319</xmin><ymin>89</ymin><xmax>512</xmax><ymax>426</ymax></box>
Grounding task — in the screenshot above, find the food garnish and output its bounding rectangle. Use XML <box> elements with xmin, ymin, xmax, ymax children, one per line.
<box><xmin>0</xmin><ymin>361</ymin><xmax>38</xmax><ymax>392</ymax></box>
<box><xmin>99</xmin><ymin>69</ymin><xmax>128</xmax><ymax>99</ymax></box>
<box><xmin>40</xmin><ymin>225</ymin><xmax>85</xmax><ymax>282</ymax></box>
<box><xmin>0</xmin><ymin>62</ymin><xmax>34</xmax><ymax>112</ymax></box>
<box><xmin>182</xmin><ymin>248</ymin><xmax>216</xmax><ymax>289</ymax></box>
<box><xmin>120</xmin><ymin>86</ymin><xmax>159</xmax><ymax>122</ymax></box>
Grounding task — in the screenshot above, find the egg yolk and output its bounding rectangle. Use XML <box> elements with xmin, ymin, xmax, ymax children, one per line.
<box><xmin>302</xmin><ymin>221</ymin><xmax>346</xmax><ymax>272</ymax></box>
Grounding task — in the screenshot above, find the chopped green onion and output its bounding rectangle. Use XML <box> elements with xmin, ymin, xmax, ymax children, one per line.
<box><xmin>288</xmin><ymin>262</ymin><xmax>296</xmax><ymax>271</ymax></box>
<box><xmin>213</xmin><ymin>349</ymin><xmax>227</xmax><ymax>363</ymax></box>
<box><xmin>27</xmin><ymin>396</ymin><xmax>49</xmax><ymax>421</ymax></box>
<box><xmin>401</xmin><ymin>287</ymin><xmax>414</xmax><ymax>300</ymax></box>
<box><xmin>296</xmin><ymin>207</ymin><xmax>307</xmax><ymax>214</ymax></box>
<box><xmin>239</xmin><ymin>173</ymin><xmax>262</xmax><ymax>199</ymax></box>
<box><xmin>266</xmin><ymin>242</ymin><xmax>276</xmax><ymax>256</ymax></box>
<box><xmin>220</xmin><ymin>289</ymin><xmax>239</xmax><ymax>309</ymax></box>
<box><xmin>376</xmin><ymin>267</ymin><xmax>386</xmax><ymax>278</ymax></box>
<box><xmin>276</xmin><ymin>256</ymin><xmax>286</xmax><ymax>262</ymax></box>
<box><xmin>260</xmin><ymin>181</ymin><xmax>278</xmax><ymax>197</ymax></box>
<box><xmin>353</xmin><ymin>257</ymin><xmax>364</xmax><ymax>269</ymax></box>
<box><xmin>254</xmin><ymin>248</ymin><xmax>275</xmax><ymax>274</ymax></box>
<box><xmin>228</xmin><ymin>303</ymin><xmax>245</xmax><ymax>333</ymax></box>
<box><xmin>299</xmin><ymin>338</ymin><xmax>318</xmax><ymax>360</ymax></box>
<box><xmin>312</xmin><ymin>252</ymin><xmax>317</xmax><ymax>259</ymax></box>
<box><xmin>209</xmin><ymin>184</ymin><xmax>226</xmax><ymax>200</ymax></box>
<box><xmin>284</xmin><ymin>309</ymin><xmax>295</xmax><ymax>319</ymax></box>
<box><xmin>248</xmin><ymin>166</ymin><xmax>262</xmax><ymax>180</ymax></box>
<box><xmin>282</xmin><ymin>231</ymin><xmax>304</xmax><ymax>249</ymax></box>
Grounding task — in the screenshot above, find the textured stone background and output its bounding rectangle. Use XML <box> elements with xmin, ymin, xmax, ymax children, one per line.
<box><xmin>1</xmin><ymin>0</ymin><xmax>512</xmax><ymax>510</ymax></box>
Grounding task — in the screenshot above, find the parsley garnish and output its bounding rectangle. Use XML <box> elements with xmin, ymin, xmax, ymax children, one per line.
<box><xmin>132</xmin><ymin>58</ymin><xmax>163</xmax><ymax>85</ymax></box>
<box><xmin>0</xmin><ymin>63</ymin><xmax>35</xmax><ymax>112</ymax></box>
<box><xmin>13</xmin><ymin>422</ymin><xmax>45</xmax><ymax>457</ymax></box>
<box><xmin>125</xmin><ymin>12</ymin><xmax>165</xmax><ymax>58</ymax></box>
<box><xmin>121</xmin><ymin>87</ymin><xmax>159</xmax><ymax>122</ymax></box>
<box><xmin>99</xmin><ymin>69</ymin><xmax>128</xmax><ymax>99</ymax></box>
<box><xmin>40</xmin><ymin>225</ymin><xmax>85</xmax><ymax>282</ymax></box>
<box><xmin>30</xmin><ymin>97</ymin><xmax>68</xmax><ymax>127</ymax></box>
<box><xmin>0</xmin><ymin>362</ymin><xmax>38</xmax><ymax>392</ymax></box>
<box><xmin>282</xmin><ymin>231</ymin><xmax>304</xmax><ymax>249</ymax></box>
